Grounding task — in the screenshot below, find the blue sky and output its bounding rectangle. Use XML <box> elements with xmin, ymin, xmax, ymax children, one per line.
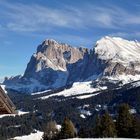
<box><xmin>0</xmin><ymin>0</ymin><xmax>140</xmax><ymax>79</ymax></box>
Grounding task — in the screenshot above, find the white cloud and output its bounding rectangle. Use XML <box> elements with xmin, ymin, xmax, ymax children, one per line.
<box><xmin>0</xmin><ymin>1</ymin><xmax>140</xmax><ymax>33</ymax></box>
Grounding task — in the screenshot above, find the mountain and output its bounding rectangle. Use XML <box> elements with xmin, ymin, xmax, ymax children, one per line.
<box><xmin>3</xmin><ymin>36</ymin><xmax>140</xmax><ymax>93</ymax></box>
<box><xmin>95</xmin><ymin>36</ymin><xmax>140</xmax><ymax>76</ymax></box>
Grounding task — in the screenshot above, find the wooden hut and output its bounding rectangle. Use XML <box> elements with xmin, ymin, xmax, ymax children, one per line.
<box><xmin>0</xmin><ymin>86</ymin><xmax>16</xmax><ymax>114</ymax></box>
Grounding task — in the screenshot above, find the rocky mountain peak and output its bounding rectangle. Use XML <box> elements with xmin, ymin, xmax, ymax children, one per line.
<box><xmin>42</xmin><ymin>39</ymin><xmax>59</xmax><ymax>46</ymax></box>
<box><xmin>18</xmin><ymin>39</ymin><xmax>92</xmax><ymax>91</ymax></box>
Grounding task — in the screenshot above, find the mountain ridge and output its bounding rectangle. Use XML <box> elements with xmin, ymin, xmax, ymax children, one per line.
<box><xmin>3</xmin><ymin>36</ymin><xmax>140</xmax><ymax>93</ymax></box>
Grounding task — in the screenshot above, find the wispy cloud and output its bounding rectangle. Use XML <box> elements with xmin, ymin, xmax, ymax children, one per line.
<box><xmin>0</xmin><ymin>1</ymin><xmax>86</xmax><ymax>32</ymax></box>
<box><xmin>0</xmin><ymin>1</ymin><xmax>140</xmax><ymax>33</ymax></box>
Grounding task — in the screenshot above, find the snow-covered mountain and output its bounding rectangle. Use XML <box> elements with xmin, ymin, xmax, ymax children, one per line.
<box><xmin>95</xmin><ymin>36</ymin><xmax>140</xmax><ymax>75</ymax></box>
<box><xmin>3</xmin><ymin>36</ymin><xmax>140</xmax><ymax>93</ymax></box>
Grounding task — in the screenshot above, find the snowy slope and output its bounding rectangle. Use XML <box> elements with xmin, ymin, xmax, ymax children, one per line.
<box><xmin>0</xmin><ymin>110</ymin><xmax>29</xmax><ymax>119</ymax></box>
<box><xmin>13</xmin><ymin>136</ymin><xmax>140</xmax><ymax>140</ymax></box>
<box><xmin>95</xmin><ymin>36</ymin><xmax>140</xmax><ymax>66</ymax></box>
<box><xmin>39</xmin><ymin>81</ymin><xmax>107</xmax><ymax>99</ymax></box>
<box><xmin>12</xmin><ymin>130</ymin><xmax>43</xmax><ymax>140</ymax></box>
<box><xmin>12</xmin><ymin>125</ymin><xmax>61</xmax><ymax>140</ymax></box>
<box><xmin>106</xmin><ymin>74</ymin><xmax>140</xmax><ymax>85</ymax></box>
<box><xmin>12</xmin><ymin>137</ymin><xmax>138</xmax><ymax>140</ymax></box>
<box><xmin>67</xmin><ymin>139</ymin><xmax>138</xmax><ymax>140</ymax></box>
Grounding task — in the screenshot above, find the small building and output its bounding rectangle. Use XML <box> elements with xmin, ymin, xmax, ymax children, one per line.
<box><xmin>0</xmin><ymin>86</ymin><xmax>16</xmax><ymax>114</ymax></box>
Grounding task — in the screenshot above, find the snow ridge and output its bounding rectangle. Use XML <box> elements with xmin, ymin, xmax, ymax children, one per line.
<box><xmin>95</xmin><ymin>36</ymin><xmax>140</xmax><ymax>66</ymax></box>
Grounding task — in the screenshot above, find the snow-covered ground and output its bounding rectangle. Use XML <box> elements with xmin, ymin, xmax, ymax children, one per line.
<box><xmin>38</xmin><ymin>81</ymin><xmax>107</xmax><ymax>100</ymax></box>
<box><xmin>67</xmin><ymin>138</ymin><xmax>138</xmax><ymax>140</ymax></box>
<box><xmin>12</xmin><ymin>125</ymin><xmax>61</xmax><ymax>140</ymax></box>
<box><xmin>0</xmin><ymin>110</ymin><xmax>29</xmax><ymax>119</ymax></box>
<box><xmin>31</xmin><ymin>89</ymin><xmax>51</xmax><ymax>95</ymax></box>
<box><xmin>12</xmin><ymin>130</ymin><xmax>43</xmax><ymax>140</ymax></box>
<box><xmin>78</xmin><ymin>105</ymin><xmax>92</xmax><ymax>119</ymax></box>
<box><xmin>131</xmin><ymin>80</ymin><xmax>140</xmax><ymax>88</ymax></box>
<box><xmin>12</xmin><ymin>134</ymin><xmax>138</xmax><ymax>140</ymax></box>
<box><xmin>107</xmin><ymin>74</ymin><xmax>140</xmax><ymax>85</ymax></box>
<box><xmin>35</xmin><ymin>75</ymin><xmax>140</xmax><ymax>100</ymax></box>
<box><xmin>76</xmin><ymin>93</ymin><xmax>100</xmax><ymax>99</ymax></box>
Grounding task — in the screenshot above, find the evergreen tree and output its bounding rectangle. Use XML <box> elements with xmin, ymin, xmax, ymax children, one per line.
<box><xmin>116</xmin><ymin>103</ymin><xmax>133</xmax><ymax>138</ymax></box>
<box><xmin>132</xmin><ymin>116</ymin><xmax>140</xmax><ymax>138</ymax></box>
<box><xmin>94</xmin><ymin>115</ymin><xmax>102</xmax><ymax>138</ymax></box>
<box><xmin>59</xmin><ymin>117</ymin><xmax>76</xmax><ymax>139</ymax></box>
<box><xmin>100</xmin><ymin>112</ymin><xmax>117</xmax><ymax>137</ymax></box>
<box><xmin>43</xmin><ymin>120</ymin><xmax>59</xmax><ymax>140</ymax></box>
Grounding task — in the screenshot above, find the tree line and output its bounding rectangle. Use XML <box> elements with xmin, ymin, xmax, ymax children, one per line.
<box><xmin>43</xmin><ymin>103</ymin><xmax>140</xmax><ymax>140</ymax></box>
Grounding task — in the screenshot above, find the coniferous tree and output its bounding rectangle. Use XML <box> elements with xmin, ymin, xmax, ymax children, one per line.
<box><xmin>94</xmin><ymin>115</ymin><xmax>102</xmax><ymax>138</ymax></box>
<box><xmin>100</xmin><ymin>112</ymin><xmax>117</xmax><ymax>138</ymax></box>
<box><xmin>43</xmin><ymin>120</ymin><xmax>59</xmax><ymax>140</ymax></box>
<box><xmin>132</xmin><ymin>116</ymin><xmax>140</xmax><ymax>138</ymax></box>
<box><xmin>116</xmin><ymin>103</ymin><xmax>134</xmax><ymax>138</ymax></box>
<box><xmin>59</xmin><ymin>117</ymin><xmax>76</xmax><ymax>139</ymax></box>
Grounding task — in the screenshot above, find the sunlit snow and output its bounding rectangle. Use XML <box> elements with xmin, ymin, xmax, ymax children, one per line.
<box><xmin>39</xmin><ymin>82</ymin><xmax>107</xmax><ymax>99</ymax></box>
<box><xmin>12</xmin><ymin>130</ymin><xmax>43</xmax><ymax>140</ymax></box>
<box><xmin>0</xmin><ymin>110</ymin><xmax>29</xmax><ymax>119</ymax></box>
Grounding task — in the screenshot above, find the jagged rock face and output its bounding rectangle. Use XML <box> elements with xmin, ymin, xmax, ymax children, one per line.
<box><xmin>23</xmin><ymin>39</ymin><xmax>93</xmax><ymax>88</ymax></box>
<box><xmin>103</xmin><ymin>62</ymin><xmax>140</xmax><ymax>76</ymax></box>
<box><xmin>24</xmin><ymin>39</ymin><xmax>88</xmax><ymax>75</ymax></box>
<box><xmin>3</xmin><ymin>37</ymin><xmax>140</xmax><ymax>93</ymax></box>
